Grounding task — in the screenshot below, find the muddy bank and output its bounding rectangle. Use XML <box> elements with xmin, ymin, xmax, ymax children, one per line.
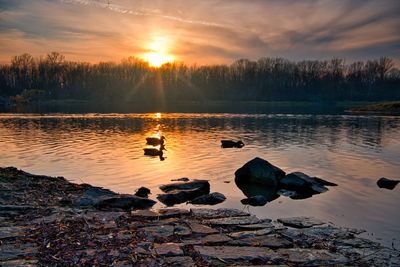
<box><xmin>0</xmin><ymin>167</ymin><xmax>399</xmax><ymax>266</ymax></box>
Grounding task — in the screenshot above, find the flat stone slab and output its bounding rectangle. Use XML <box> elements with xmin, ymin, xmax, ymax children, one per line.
<box><xmin>228</xmin><ymin>228</ymin><xmax>273</xmax><ymax>239</ymax></box>
<box><xmin>191</xmin><ymin>208</ymin><xmax>249</xmax><ymax>219</ymax></box>
<box><xmin>141</xmin><ymin>225</ymin><xmax>175</xmax><ymax>239</ymax></box>
<box><xmin>229</xmin><ymin>235</ymin><xmax>293</xmax><ymax>249</ymax></box>
<box><xmin>276</xmin><ymin>248</ymin><xmax>347</xmax><ymax>264</ymax></box>
<box><xmin>277</xmin><ymin>217</ymin><xmax>325</xmax><ymax>228</ymax></box>
<box><xmin>0</xmin><ymin>226</ymin><xmax>26</xmax><ymax>239</ymax></box>
<box><xmin>193</xmin><ymin>245</ymin><xmax>276</xmax><ymax>264</ymax></box>
<box><xmin>154</xmin><ymin>243</ymin><xmax>183</xmax><ymax>256</ymax></box>
<box><xmin>158</xmin><ymin>208</ymin><xmax>191</xmax><ymax>217</ymax></box>
<box><xmin>187</xmin><ymin>222</ymin><xmax>218</xmax><ymax>235</ymax></box>
<box><xmin>236</xmin><ymin>222</ymin><xmax>273</xmax><ymax>230</ymax></box>
<box><xmin>280</xmin><ymin>226</ymin><xmax>355</xmax><ymax>245</ymax></box>
<box><xmin>164</xmin><ymin>256</ymin><xmax>196</xmax><ymax>267</ymax></box>
<box><xmin>205</xmin><ymin>215</ymin><xmax>261</xmax><ymax>226</ymax></box>
<box><xmin>201</xmin><ymin>234</ymin><xmax>232</xmax><ymax>245</ymax></box>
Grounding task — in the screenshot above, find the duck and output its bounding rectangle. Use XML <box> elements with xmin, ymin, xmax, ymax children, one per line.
<box><xmin>146</xmin><ymin>136</ymin><xmax>166</xmax><ymax>146</ymax></box>
<box><xmin>221</xmin><ymin>140</ymin><xmax>245</xmax><ymax>148</ymax></box>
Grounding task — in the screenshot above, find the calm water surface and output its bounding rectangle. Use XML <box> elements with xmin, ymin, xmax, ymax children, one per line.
<box><xmin>1</xmin><ymin>113</ymin><xmax>399</xmax><ymax>246</ymax></box>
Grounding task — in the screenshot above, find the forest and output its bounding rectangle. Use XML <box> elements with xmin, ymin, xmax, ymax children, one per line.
<box><xmin>0</xmin><ymin>52</ymin><xmax>399</xmax><ymax>105</ymax></box>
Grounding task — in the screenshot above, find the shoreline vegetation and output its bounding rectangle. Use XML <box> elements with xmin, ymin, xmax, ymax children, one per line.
<box><xmin>1</xmin><ymin>53</ymin><xmax>399</xmax><ymax>110</ymax></box>
<box><xmin>1</xmin><ymin>167</ymin><xmax>399</xmax><ymax>266</ymax></box>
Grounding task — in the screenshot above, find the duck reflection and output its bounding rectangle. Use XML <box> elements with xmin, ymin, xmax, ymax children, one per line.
<box><xmin>143</xmin><ymin>144</ymin><xmax>166</xmax><ymax>161</ymax></box>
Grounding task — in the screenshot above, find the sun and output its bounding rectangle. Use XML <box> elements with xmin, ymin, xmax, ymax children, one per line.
<box><xmin>142</xmin><ymin>37</ymin><xmax>175</xmax><ymax>67</ymax></box>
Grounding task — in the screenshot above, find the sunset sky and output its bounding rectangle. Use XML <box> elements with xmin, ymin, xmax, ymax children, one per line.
<box><xmin>1</xmin><ymin>0</ymin><xmax>399</xmax><ymax>65</ymax></box>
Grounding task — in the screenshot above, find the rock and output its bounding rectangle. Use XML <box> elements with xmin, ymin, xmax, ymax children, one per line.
<box><xmin>201</xmin><ymin>234</ymin><xmax>232</xmax><ymax>244</ymax></box>
<box><xmin>159</xmin><ymin>180</ymin><xmax>210</xmax><ymax>193</ymax></box>
<box><xmin>94</xmin><ymin>196</ymin><xmax>156</xmax><ymax>210</ymax></box>
<box><xmin>236</xmin><ymin>222</ymin><xmax>273</xmax><ymax>230</ymax></box>
<box><xmin>277</xmin><ymin>217</ymin><xmax>325</xmax><ymax>228</ymax></box>
<box><xmin>205</xmin><ymin>216</ymin><xmax>262</xmax><ymax>226</ymax></box>
<box><xmin>191</xmin><ymin>208</ymin><xmax>249</xmax><ymax>219</ymax></box>
<box><xmin>164</xmin><ymin>256</ymin><xmax>196</xmax><ymax>267</ymax></box>
<box><xmin>157</xmin><ymin>187</ymin><xmax>210</xmax><ymax>206</ymax></box>
<box><xmin>193</xmin><ymin>245</ymin><xmax>276</xmax><ymax>264</ymax></box>
<box><xmin>228</xmin><ymin>228</ymin><xmax>273</xmax><ymax>239</ymax></box>
<box><xmin>229</xmin><ymin>235</ymin><xmax>293</xmax><ymax>248</ymax></box>
<box><xmin>158</xmin><ymin>208</ymin><xmax>191</xmax><ymax>217</ymax></box>
<box><xmin>187</xmin><ymin>222</ymin><xmax>219</xmax><ymax>235</ymax></box>
<box><xmin>377</xmin><ymin>177</ymin><xmax>399</xmax><ymax>190</ymax></box>
<box><xmin>275</xmin><ymin>248</ymin><xmax>347</xmax><ymax>265</ymax></box>
<box><xmin>221</xmin><ymin>140</ymin><xmax>245</xmax><ymax>148</ymax></box>
<box><xmin>240</xmin><ymin>195</ymin><xmax>268</xmax><ymax>206</ymax></box>
<box><xmin>174</xmin><ymin>225</ymin><xmax>192</xmax><ymax>236</ymax></box>
<box><xmin>279</xmin><ymin>172</ymin><xmax>336</xmax><ymax>196</ymax></box>
<box><xmin>235</xmin><ymin>157</ymin><xmax>285</xmax><ymax>187</ymax></box>
<box><xmin>74</xmin><ymin>187</ymin><xmax>119</xmax><ymax>207</ymax></box>
<box><xmin>154</xmin><ymin>243</ymin><xmax>183</xmax><ymax>256</ymax></box>
<box><xmin>188</xmin><ymin>192</ymin><xmax>226</xmax><ymax>205</ymax></box>
<box><xmin>134</xmin><ymin>187</ymin><xmax>151</xmax><ymax>198</ymax></box>
<box><xmin>142</xmin><ymin>225</ymin><xmax>175</xmax><ymax>239</ymax></box>
<box><xmin>0</xmin><ymin>226</ymin><xmax>26</xmax><ymax>239</ymax></box>
<box><xmin>171</xmin><ymin>177</ymin><xmax>190</xmax><ymax>182</ymax></box>
<box><xmin>131</xmin><ymin>210</ymin><xmax>160</xmax><ymax>219</ymax></box>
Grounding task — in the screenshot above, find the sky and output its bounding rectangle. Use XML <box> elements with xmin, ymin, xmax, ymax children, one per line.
<box><xmin>0</xmin><ymin>0</ymin><xmax>399</xmax><ymax>65</ymax></box>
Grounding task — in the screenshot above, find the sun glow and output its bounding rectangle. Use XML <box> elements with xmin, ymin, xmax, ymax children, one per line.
<box><xmin>142</xmin><ymin>37</ymin><xmax>175</xmax><ymax>67</ymax></box>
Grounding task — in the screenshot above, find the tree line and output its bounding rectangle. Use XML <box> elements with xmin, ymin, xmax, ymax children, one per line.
<box><xmin>0</xmin><ymin>52</ymin><xmax>399</xmax><ymax>105</ymax></box>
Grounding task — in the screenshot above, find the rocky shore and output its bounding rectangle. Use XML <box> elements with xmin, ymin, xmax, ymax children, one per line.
<box><xmin>0</xmin><ymin>167</ymin><xmax>399</xmax><ymax>266</ymax></box>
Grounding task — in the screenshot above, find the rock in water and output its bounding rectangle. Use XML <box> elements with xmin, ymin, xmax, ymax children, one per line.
<box><xmin>240</xmin><ymin>195</ymin><xmax>268</xmax><ymax>206</ymax></box>
<box><xmin>189</xmin><ymin>192</ymin><xmax>226</xmax><ymax>205</ymax></box>
<box><xmin>95</xmin><ymin>196</ymin><xmax>156</xmax><ymax>211</ymax></box>
<box><xmin>157</xmin><ymin>187</ymin><xmax>210</xmax><ymax>206</ymax></box>
<box><xmin>221</xmin><ymin>140</ymin><xmax>245</xmax><ymax>148</ymax></box>
<box><xmin>159</xmin><ymin>180</ymin><xmax>210</xmax><ymax>193</ymax></box>
<box><xmin>377</xmin><ymin>177</ymin><xmax>399</xmax><ymax>190</ymax></box>
<box><xmin>279</xmin><ymin>172</ymin><xmax>337</xmax><ymax>196</ymax></box>
<box><xmin>134</xmin><ymin>187</ymin><xmax>151</xmax><ymax>198</ymax></box>
<box><xmin>171</xmin><ymin>177</ymin><xmax>190</xmax><ymax>182</ymax></box>
<box><xmin>235</xmin><ymin>157</ymin><xmax>286</xmax><ymax>187</ymax></box>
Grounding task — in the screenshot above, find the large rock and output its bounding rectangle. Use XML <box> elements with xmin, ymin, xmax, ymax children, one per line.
<box><xmin>235</xmin><ymin>157</ymin><xmax>285</xmax><ymax>187</ymax></box>
<box><xmin>279</xmin><ymin>172</ymin><xmax>337</xmax><ymax>197</ymax></box>
<box><xmin>159</xmin><ymin>180</ymin><xmax>210</xmax><ymax>193</ymax></box>
<box><xmin>157</xmin><ymin>187</ymin><xmax>210</xmax><ymax>206</ymax></box>
<box><xmin>188</xmin><ymin>192</ymin><xmax>226</xmax><ymax>205</ymax></box>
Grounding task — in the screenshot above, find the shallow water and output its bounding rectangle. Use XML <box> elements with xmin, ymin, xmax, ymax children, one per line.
<box><xmin>1</xmin><ymin>113</ymin><xmax>399</xmax><ymax>246</ymax></box>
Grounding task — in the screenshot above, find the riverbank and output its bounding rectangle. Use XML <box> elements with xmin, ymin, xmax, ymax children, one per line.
<box><xmin>1</xmin><ymin>167</ymin><xmax>399</xmax><ymax>266</ymax></box>
<box><xmin>349</xmin><ymin>101</ymin><xmax>400</xmax><ymax>115</ymax></box>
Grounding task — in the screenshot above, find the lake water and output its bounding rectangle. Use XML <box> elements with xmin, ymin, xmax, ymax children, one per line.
<box><xmin>0</xmin><ymin>113</ymin><xmax>399</xmax><ymax>246</ymax></box>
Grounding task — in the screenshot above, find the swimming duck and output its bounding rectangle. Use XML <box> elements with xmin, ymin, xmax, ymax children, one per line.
<box><xmin>146</xmin><ymin>136</ymin><xmax>165</xmax><ymax>146</ymax></box>
<box><xmin>221</xmin><ymin>140</ymin><xmax>245</xmax><ymax>148</ymax></box>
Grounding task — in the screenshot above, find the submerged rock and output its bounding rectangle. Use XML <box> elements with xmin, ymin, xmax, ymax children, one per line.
<box><xmin>240</xmin><ymin>195</ymin><xmax>268</xmax><ymax>206</ymax></box>
<box><xmin>171</xmin><ymin>177</ymin><xmax>190</xmax><ymax>182</ymax></box>
<box><xmin>159</xmin><ymin>179</ymin><xmax>210</xmax><ymax>193</ymax></box>
<box><xmin>279</xmin><ymin>172</ymin><xmax>337</xmax><ymax>197</ymax></box>
<box><xmin>134</xmin><ymin>187</ymin><xmax>151</xmax><ymax>198</ymax></box>
<box><xmin>157</xmin><ymin>187</ymin><xmax>210</xmax><ymax>206</ymax></box>
<box><xmin>94</xmin><ymin>196</ymin><xmax>156</xmax><ymax>211</ymax></box>
<box><xmin>188</xmin><ymin>192</ymin><xmax>226</xmax><ymax>205</ymax></box>
<box><xmin>235</xmin><ymin>157</ymin><xmax>285</xmax><ymax>187</ymax></box>
<box><xmin>377</xmin><ymin>177</ymin><xmax>399</xmax><ymax>190</ymax></box>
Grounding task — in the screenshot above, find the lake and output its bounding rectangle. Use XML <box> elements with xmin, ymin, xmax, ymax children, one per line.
<box><xmin>0</xmin><ymin>112</ymin><xmax>399</xmax><ymax>247</ymax></box>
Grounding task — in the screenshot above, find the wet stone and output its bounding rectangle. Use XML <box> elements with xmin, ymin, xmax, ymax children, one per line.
<box><xmin>228</xmin><ymin>228</ymin><xmax>274</xmax><ymax>239</ymax></box>
<box><xmin>276</xmin><ymin>248</ymin><xmax>347</xmax><ymax>265</ymax></box>
<box><xmin>174</xmin><ymin>224</ymin><xmax>192</xmax><ymax>236</ymax></box>
<box><xmin>158</xmin><ymin>208</ymin><xmax>190</xmax><ymax>218</ymax></box>
<box><xmin>277</xmin><ymin>217</ymin><xmax>325</xmax><ymax>228</ymax></box>
<box><xmin>187</xmin><ymin>222</ymin><xmax>218</xmax><ymax>235</ymax></box>
<box><xmin>191</xmin><ymin>208</ymin><xmax>249</xmax><ymax>219</ymax></box>
<box><xmin>131</xmin><ymin>209</ymin><xmax>160</xmax><ymax>219</ymax></box>
<box><xmin>201</xmin><ymin>234</ymin><xmax>232</xmax><ymax>245</ymax></box>
<box><xmin>229</xmin><ymin>235</ymin><xmax>293</xmax><ymax>249</ymax></box>
<box><xmin>193</xmin><ymin>245</ymin><xmax>276</xmax><ymax>264</ymax></box>
<box><xmin>164</xmin><ymin>256</ymin><xmax>196</xmax><ymax>267</ymax></box>
<box><xmin>0</xmin><ymin>259</ymin><xmax>39</xmax><ymax>266</ymax></box>
<box><xmin>141</xmin><ymin>225</ymin><xmax>174</xmax><ymax>239</ymax></box>
<box><xmin>236</xmin><ymin>222</ymin><xmax>273</xmax><ymax>230</ymax></box>
<box><xmin>0</xmin><ymin>226</ymin><xmax>26</xmax><ymax>239</ymax></box>
<box><xmin>205</xmin><ymin>215</ymin><xmax>261</xmax><ymax>226</ymax></box>
<box><xmin>0</xmin><ymin>243</ymin><xmax>38</xmax><ymax>261</ymax></box>
<box><xmin>154</xmin><ymin>243</ymin><xmax>183</xmax><ymax>256</ymax></box>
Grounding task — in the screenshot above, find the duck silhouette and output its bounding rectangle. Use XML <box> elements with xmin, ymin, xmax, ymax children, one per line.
<box><xmin>221</xmin><ymin>140</ymin><xmax>245</xmax><ymax>148</ymax></box>
<box><xmin>146</xmin><ymin>136</ymin><xmax>165</xmax><ymax>146</ymax></box>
